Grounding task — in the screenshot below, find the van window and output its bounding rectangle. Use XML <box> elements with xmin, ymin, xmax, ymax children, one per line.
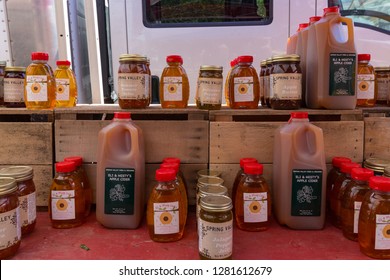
<box><xmin>144</xmin><ymin>0</ymin><xmax>272</xmax><ymax>27</ymax></box>
<box><xmin>330</xmin><ymin>0</ymin><xmax>390</xmax><ymax>34</ymax></box>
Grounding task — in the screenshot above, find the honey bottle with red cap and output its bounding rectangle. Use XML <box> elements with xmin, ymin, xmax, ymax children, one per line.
<box><xmin>356</xmin><ymin>54</ymin><xmax>376</xmax><ymax>107</ymax></box>
<box><xmin>54</xmin><ymin>60</ymin><xmax>77</xmax><ymax>107</ymax></box>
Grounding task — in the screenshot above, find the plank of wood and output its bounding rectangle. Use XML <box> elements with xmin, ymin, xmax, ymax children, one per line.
<box><xmin>0</xmin><ymin>123</ymin><xmax>53</xmax><ymax>165</ymax></box>
<box><xmin>364</xmin><ymin>117</ymin><xmax>390</xmax><ymax>159</ymax></box>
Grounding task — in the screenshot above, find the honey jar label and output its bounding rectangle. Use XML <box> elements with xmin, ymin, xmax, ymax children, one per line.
<box><xmin>329</xmin><ymin>53</ymin><xmax>356</xmax><ymax>97</ymax></box>
<box><xmin>291</xmin><ymin>170</ymin><xmax>322</xmax><ymax>216</ymax></box>
<box><xmin>19</xmin><ymin>192</ymin><xmax>37</xmax><ymax>227</ymax></box>
<box><xmin>197</xmin><ymin>78</ymin><xmax>223</xmax><ymax>105</ymax></box>
<box><xmin>243</xmin><ymin>192</ymin><xmax>268</xmax><ymax>223</ymax></box>
<box><xmin>51</xmin><ymin>190</ymin><xmax>76</xmax><ymax>220</ymax></box>
<box><xmin>55</xmin><ymin>78</ymin><xmax>70</xmax><ymax>101</ymax></box>
<box><xmin>163</xmin><ymin>77</ymin><xmax>183</xmax><ymax>101</ymax></box>
<box><xmin>104</xmin><ymin>168</ymin><xmax>135</xmax><ymax>215</ymax></box>
<box><xmin>26</xmin><ymin>75</ymin><xmax>48</xmax><ymax>102</ymax></box>
<box><xmin>234</xmin><ymin>77</ymin><xmax>254</xmax><ymax>102</ymax></box>
<box><xmin>3</xmin><ymin>78</ymin><xmax>24</xmax><ymax>102</ymax></box>
<box><xmin>357</xmin><ymin>74</ymin><xmax>375</xmax><ymax>99</ymax></box>
<box><xmin>270</xmin><ymin>73</ymin><xmax>302</xmax><ymax>100</ymax></box>
<box><xmin>199</xmin><ymin>219</ymin><xmax>233</xmax><ymax>259</ymax></box>
<box><xmin>375</xmin><ymin>214</ymin><xmax>390</xmax><ymax>250</ymax></box>
<box><xmin>377</xmin><ymin>77</ymin><xmax>388</xmax><ymax>101</ymax></box>
<box><xmin>153</xmin><ymin>201</ymin><xmax>179</xmax><ymax>234</ymax></box>
<box><xmin>0</xmin><ymin>207</ymin><xmax>21</xmax><ymax>250</ymax></box>
<box><xmin>118</xmin><ymin>73</ymin><xmax>150</xmax><ymax>100</ymax></box>
<box><xmin>354</xmin><ymin>201</ymin><xmax>362</xmax><ymax>234</ymax></box>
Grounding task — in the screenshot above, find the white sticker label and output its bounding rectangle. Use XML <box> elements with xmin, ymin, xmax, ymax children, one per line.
<box><xmin>153</xmin><ymin>202</ymin><xmax>179</xmax><ymax>234</ymax></box>
<box><xmin>4</xmin><ymin>78</ymin><xmax>25</xmax><ymax>102</ymax></box>
<box><xmin>377</xmin><ymin>77</ymin><xmax>388</xmax><ymax>101</ymax></box>
<box><xmin>353</xmin><ymin>201</ymin><xmax>362</xmax><ymax>234</ymax></box>
<box><xmin>19</xmin><ymin>192</ymin><xmax>36</xmax><ymax>227</ymax></box>
<box><xmin>234</xmin><ymin>77</ymin><xmax>254</xmax><ymax>102</ymax></box>
<box><xmin>26</xmin><ymin>75</ymin><xmax>48</xmax><ymax>102</ymax></box>
<box><xmin>51</xmin><ymin>190</ymin><xmax>76</xmax><ymax>220</ymax></box>
<box><xmin>197</xmin><ymin>77</ymin><xmax>223</xmax><ymax>105</ymax></box>
<box><xmin>118</xmin><ymin>73</ymin><xmax>150</xmax><ymax>100</ymax></box>
<box><xmin>243</xmin><ymin>192</ymin><xmax>268</xmax><ymax>223</ymax></box>
<box><xmin>357</xmin><ymin>74</ymin><xmax>375</xmax><ymax>99</ymax></box>
<box><xmin>0</xmin><ymin>207</ymin><xmax>21</xmax><ymax>250</ymax></box>
<box><xmin>375</xmin><ymin>214</ymin><xmax>390</xmax><ymax>250</ymax></box>
<box><xmin>270</xmin><ymin>73</ymin><xmax>302</xmax><ymax>100</ymax></box>
<box><xmin>199</xmin><ymin>219</ymin><xmax>233</xmax><ymax>259</ymax></box>
<box><xmin>163</xmin><ymin>76</ymin><xmax>183</xmax><ymax>101</ymax></box>
<box><xmin>55</xmin><ymin>78</ymin><xmax>70</xmax><ymax>101</ymax></box>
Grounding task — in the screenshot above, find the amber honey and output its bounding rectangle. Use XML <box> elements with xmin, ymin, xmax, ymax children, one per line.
<box><xmin>54</xmin><ymin>60</ymin><xmax>77</xmax><ymax>107</ymax></box>
<box><xmin>326</xmin><ymin>157</ymin><xmax>351</xmax><ymax>213</ymax></box>
<box><xmin>358</xmin><ymin>176</ymin><xmax>390</xmax><ymax>259</ymax></box>
<box><xmin>235</xmin><ymin>163</ymin><xmax>271</xmax><ymax>231</ymax></box>
<box><xmin>224</xmin><ymin>58</ymin><xmax>238</xmax><ymax>107</ymax></box>
<box><xmin>147</xmin><ymin>169</ymin><xmax>185</xmax><ymax>242</ymax></box>
<box><xmin>196</xmin><ymin>65</ymin><xmax>223</xmax><ymax>110</ymax></box>
<box><xmin>4</xmin><ymin>67</ymin><xmax>26</xmax><ymax>108</ymax></box>
<box><xmin>356</xmin><ymin>54</ymin><xmax>376</xmax><ymax>107</ymax></box>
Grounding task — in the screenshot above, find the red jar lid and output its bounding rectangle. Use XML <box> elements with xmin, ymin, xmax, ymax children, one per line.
<box><xmin>298</xmin><ymin>23</ymin><xmax>309</xmax><ymax>31</ymax></box>
<box><xmin>56</xmin><ymin>60</ymin><xmax>71</xmax><ymax>66</ymax></box>
<box><xmin>351</xmin><ymin>168</ymin><xmax>374</xmax><ymax>181</ymax></box>
<box><xmin>291</xmin><ymin>112</ymin><xmax>308</xmax><ymax>119</ymax></box>
<box><xmin>324</xmin><ymin>6</ymin><xmax>339</xmax><ymax>15</ymax></box>
<box><xmin>240</xmin><ymin>158</ymin><xmax>258</xmax><ymax>168</ymax></box>
<box><xmin>114</xmin><ymin>112</ymin><xmax>131</xmax><ymax>119</ymax></box>
<box><xmin>230</xmin><ymin>58</ymin><xmax>238</xmax><ymax>67</ymax></box>
<box><xmin>358</xmin><ymin>54</ymin><xmax>371</xmax><ymax>61</ymax></box>
<box><xmin>56</xmin><ymin>161</ymin><xmax>76</xmax><ymax>173</ymax></box>
<box><xmin>160</xmin><ymin>162</ymin><xmax>179</xmax><ymax>173</ymax></box>
<box><xmin>166</xmin><ymin>55</ymin><xmax>183</xmax><ymax>64</ymax></box>
<box><xmin>163</xmin><ymin>157</ymin><xmax>181</xmax><ymax>165</ymax></box>
<box><xmin>309</xmin><ymin>16</ymin><xmax>322</xmax><ymax>23</ymax></box>
<box><xmin>237</xmin><ymin>56</ymin><xmax>253</xmax><ymax>63</ymax></box>
<box><xmin>369</xmin><ymin>176</ymin><xmax>390</xmax><ymax>192</ymax></box>
<box><xmin>31</xmin><ymin>52</ymin><xmax>49</xmax><ymax>61</ymax></box>
<box><xmin>244</xmin><ymin>163</ymin><xmax>263</xmax><ymax>175</ymax></box>
<box><xmin>64</xmin><ymin>156</ymin><xmax>83</xmax><ymax>167</ymax></box>
<box><xmin>332</xmin><ymin>157</ymin><xmax>352</xmax><ymax>168</ymax></box>
<box><xmin>155</xmin><ymin>168</ymin><xmax>176</xmax><ymax>182</ymax></box>
<box><xmin>340</xmin><ymin>162</ymin><xmax>361</xmax><ymax>174</ymax></box>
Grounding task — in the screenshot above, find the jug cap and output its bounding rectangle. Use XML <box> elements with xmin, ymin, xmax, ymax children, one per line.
<box><xmin>244</xmin><ymin>163</ymin><xmax>263</xmax><ymax>175</ymax></box>
<box><xmin>298</xmin><ymin>23</ymin><xmax>309</xmax><ymax>31</ymax></box>
<box><xmin>238</xmin><ymin>56</ymin><xmax>253</xmax><ymax>63</ymax></box>
<box><xmin>309</xmin><ymin>16</ymin><xmax>322</xmax><ymax>24</ymax></box>
<box><xmin>369</xmin><ymin>176</ymin><xmax>390</xmax><ymax>192</ymax></box>
<box><xmin>56</xmin><ymin>161</ymin><xmax>76</xmax><ymax>173</ymax></box>
<box><xmin>358</xmin><ymin>54</ymin><xmax>371</xmax><ymax>61</ymax></box>
<box><xmin>291</xmin><ymin>112</ymin><xmax>308</xmax><ymax>119</ymax></box>
<box><xmin>57</xmin><ymin>60</ymin><xmax>71</xmax><ymax>66</ymax></box>
<box><xmin>332</xmin><ymin>157</ymin><xmax>352</xmax><ymax>168</ymax></box>
<box><xmin>351</xmin><ymin>168</ymin><xmax>374</xmax><ymax>181</ymax></box>
<box><xmin>167</xmin><ymin>55</ymin><xmax>183</xmax><ymax>64</ymax></box>
<box><xmin>64</xmin><ymin>156</ymin><xmax>83</xmax><ymax>167</ymax></box>
<box><xmin>324</xmin><ymin>6</ymin><xmax>339</xmax><ymax>15</ymax></box>
<box><xmin>155</xmin><ymin>168</ymin><xmax>176</xmax><ymax>182</ymax></box>
<box><xmin>240</xmin><ymin>158</ymin><xmax>258</xmax><ymax>168</ymax></box>
<box><xmin>31</xmin><ymin>52</ymin><xmax>49</xmax><ymax>61</ymax></box>
<box><xmin>114</xmin><ymin>112</ymin><xmax>131</xmax><ymax>119</ymax></box>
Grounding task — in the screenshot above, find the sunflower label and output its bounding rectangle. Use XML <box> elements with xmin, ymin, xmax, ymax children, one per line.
<box><xmin>357</xmin><ymin>74</ymin><xmax>375</xmax><ymax>99</ymax></box>
<box><xmin>329</xmin><ymin>53</ymin><xmax>356</xmax><ymax>96</ymax></box>
<box><xmin>0</xmin><ymin>207</ymin><xmax>21</xmax><ymax>250</ymax></box>
<box><xmin>243</xmin><ymin>192</ymin><xmax>268</xmax><ymax>223</ymax></box>
<box><xmin>163</xmin><ymin>76</ymin><xmax>182</xmax><ymax>101</ymax></box>
<box><xmin>104</xmin><ymin>168</ymin><xmax>135</xmax><ymax>215</ymax></box>
<box><xmin>153</xmin><ymin>201</ymin><xmax>179</xmax><ymax>234</ymax></box>
<box><xmin>291</xmin><ymin>170</ymin><xmax>322</xmax><ymax>216</ymax></box>
<box><xmin>197</xmin><ymin>77</ymin><xmax>223</xmax><ymax>105</ymax></box>
<box><xmin>51</xmin><ymin>190</ymin><xmax>76</xmax><ymax>220</ymax></box>
<box><xmin>26</xmin><ymin>75</ymin><xmax>48</xmax><ymax>101</ymax></box>
<box><xmin>55</xmin><ymin>78</ymin><xmax>70</xmax><ymax>101</ymax></box>
<box><xmin>234</xmin><ymin>77</ymin><xmax>254</xmax><ymax>102</ymax></box>
<box><xmin>118</xmin><ymin>73</ymin><xmax>149</xmax><ymax>100</ymax></box>
<box><xmin>198</xmin><ymin>219</ymin><xmax>233</xmax><ymax>259</ymax></box>
<box><xmin>375</xmin><ymin>214</ymin><xmax>390</xmax><ymax>250</ymax></box>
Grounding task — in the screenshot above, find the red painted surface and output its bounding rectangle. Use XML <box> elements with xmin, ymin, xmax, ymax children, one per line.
<box><xmin>11</xmin><ymin>209</ymin><xmax>370</xmax><ymax>260</ymax></box>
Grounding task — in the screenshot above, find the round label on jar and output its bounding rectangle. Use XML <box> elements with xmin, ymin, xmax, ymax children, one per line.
<box><xmin>51</xmin><ymin>190</ymin><xmax>76</xmax><ymax>220</ymax></box>
<box><xmin>163</xmin><ymin>76</ymin><xmax>183</xmax><ymax>101</ymax></box>
<box><xmin>243</xmin><ymin>192</ymin><xmax>268</xmax><ymax>223</ymax></box>
<box><xmin>357</xmin><ymin>74</ymin><xmax>375</xmax><ymax>100</ymax></box>
<box><xmin>234</xmin><ymin>77</ymin><xmax>254</xmax><ymax>102</ymax></box>
<box><xmin>55</xmin><ymin>78</ymin><xmax>70</xmax><ymax>101</ymax></box>
<box><xmin>153</xmin><ymin>201</ymin><xmax>179</xmax><ymax>234</ymax></box>
<box><xmin>26</xmin><ymin>75</ymin><xmax>48</xmax><ymax>102</ymax></box>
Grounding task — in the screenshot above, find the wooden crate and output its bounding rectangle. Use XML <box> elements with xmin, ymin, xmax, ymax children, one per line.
<box><xmin>0</xmin><ymin>108</ymin><xmax>54</xmax><ymax>206</ymax></box>
<box><xmin>209</xmin><ymin>108</ymin><xmax>365</xmax><ymax>194</ymax></box>
<box><xmin>54</xmin><ymin>105</ymin><xmax>209</xmax><ymax>205</ymax></box>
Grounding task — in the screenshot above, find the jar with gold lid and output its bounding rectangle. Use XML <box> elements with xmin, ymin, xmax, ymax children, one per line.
<box><xmin>0</xmin><ymin>166</ymin><xmax>36</xmax><ymax>235</ymax></box>
<box><xmin>0</xmin><ymin>177</ymin><xmax>21</xmax><ymax>259</ymax></box>
<box><xmin>118</xmin><ymin>54</ymin><xmax>151</xmax><ymax>109</ymax></box>
<box><xmin>196</xmin><ymin>65</ymin><xmax>223</xmax><ymax>110</ymax></box>
<box><xmin>199</xmin><ymin>195</ymin><xmax>233</xmax><ymax>260</ymax></box>
<box><xmin>0</xmin><ymin>61</ymin><xmax>6</xmax><ymax>106</ymax></box>
<box><xmin>269</xmin><ymin>54</ymin><xmax>302</xmax><ymax>110</ymax></box>
<box><xmin>363</xmin><ymin>157</ymin><xmax>390</xmax><ymax>176</ymax></box>
<box><xmin>4</xmin><ymin>67</ymin><xmax>26</xmax><ymax>108</ymax></box>
<box><xmin>374</xmin><ymin>66</ymin><xmax>389</xmax><ymax>105</ymax></box>
<box><xmin>197</xmin><ymin>176</ymin><xmax>224</xmax><ymax>192</ymax></box>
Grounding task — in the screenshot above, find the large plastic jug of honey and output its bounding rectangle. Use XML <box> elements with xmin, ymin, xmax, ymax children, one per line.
<box><xmin>272</xmin><ymin>112</ymin><xmax>326</xmax><ymax>229</ymax></box>
<box><xmin>96</xmin><ymin>112</ymin><xmax>145</xmax><ymax>228</ymax></box>
<box><xmin>306</xmin><ymin>6</ymin><xmax>357</xmax><ymax>109</ymax></box>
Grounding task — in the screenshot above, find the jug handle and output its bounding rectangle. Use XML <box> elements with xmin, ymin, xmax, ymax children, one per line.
<box><xmin>292</xmin><ymin>126</ymin><xmax>322</xmax><ymax>161</ymax></box>
<box><xmin>126</xmin><ymin>125</ymin><xmax>141</xmax><ymax>158</ymax></box>
<box><xmin>332</xmin><ymin>17</ymin><xmax>355</xmax><ymax>45</ymax></box>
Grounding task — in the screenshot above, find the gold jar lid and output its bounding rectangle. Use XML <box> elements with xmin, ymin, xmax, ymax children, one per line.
<box><xmin>200</xmin><ymin>195</ymin><xmax>232</xmax><ymax>212</ymax></box>
<box><xmin>272</xmin><ymin>54</ymin><xmax>300</xmax><ymax>63</ymax></box>
<box><xmin>0</xmin><ymin>177</ymin><xmax>18</xmax><ymax>196</ymax></box>
<box><xmin>383</xmin><ymin>166</ymin><xmax>390</xmax><ymax>177</ymax></box>
<box><xmin>260</xmin><ymin>60</ymin><xmax>267</xmax><ymax>67</ymax></box>
<box><xmin>199</xmin><ymin>185</ymin><xmax>228</xmax><ymax>198</ymax></box>
<box><xmin>119</xmin><ymin>54</ymin><xmax>147</xmax><ymax>62</ymax></box>
<box><xmin>197</xmin><ymin>176</ymin><xmax>224</xmax><ymax>188</ymax></box>
<box><xmin>197</xmin><ymin>169</ymin><xmax>221</xmax><ymax>178</ymax></box>
<box><xmin>200</xmin><ymin>65</ymin><xmax>223</xmax><ymax>71</ymax></box>
<box><xmin>5</xmin><ymin>66</ymin><xmax>26</xmax><ymax>72</ymax></box>
<box><xmin>374</xmin><ymin>66</ymin><xmax>390</xmax><ymax>72</ymax></box>
<box><xmin>265</xmin><ymin>58</ymin><xmax>273</xmax><ymax>65</ymax></box>
<box><xmin>0</xmin><ymin>166</ymin><xmax>34</xmax><ymax>182</ymax></box>
<box><xmin>364</xmin><ymin>157</ymin><xmax>390</xmax><ymax>173</ymax></box>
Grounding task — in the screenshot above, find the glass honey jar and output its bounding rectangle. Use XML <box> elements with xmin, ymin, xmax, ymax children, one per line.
<box><xmin>224</xmin><ymin>58</ymin><xmax>238</xmax><ymax>107</ymax></box>
<box><xmin>374</xmin><ymin>66</ymin><xmax>389</xmax><ymax>105</ymax></box>
<box><xmin>54</xmin><ymin>60</ymin><xmax>77</xmax><ymax>107</ymax></box>
<box><xmin>199</xmin><ymin>195</ymin><xmax>233</xmax><ymax>260</ymax></box>
<box><xmin>0</xmin><ymin>166</ymin><xmax>36</xmax><ymax>235</ymax></box>
<box><xmin>4</xmin><ymin>67</ymin><xmax>26</xmax><ymax>108</ymax></box>
<box><xmin>358</xmin><ymin>176</ymin><xmax>390</xmax><ymax>259</ymax></box>
<box><xmin>0</xmin><ymin>177</ymin><xmax>21</xmax><ymax>259</ymax></box>
<box><xmin>326</xmin><ymin>157</ymin><xmax>351</xmax><ymax>213</ymax></box>
<box><xmin>363</xmin><ymin>157</ymin><xmax>390</xmax><ymax>176</ymax></box>
<box><xmin>356</xmin><ymin>54</ymin><xmax>376</xmax><ymax>107</ymax></box>
<box><xmin>197</xmin><ymin>169</ymin><xmax>221</xmax><ymax>179</ymax></box>
<box><xmin>118</xmin><ymin>54</ymin><xmax>151</xmax><ymax>109</ymax></box>
<box><xmin>196</xmin><ymin>65</ymin><xmax>223</xmax><ymax>110</ymax></box>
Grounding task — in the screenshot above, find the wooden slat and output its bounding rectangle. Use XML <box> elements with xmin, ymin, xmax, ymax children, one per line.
<box><xmin>210</xmin><ymin>121</ymin><xmax>364</xmax><ymax>164</ymax></box>
<box><xmin>0</xmin><ymin>122</ymin><xmax>53</xmax><ymax>165</ymax></box>
<box><xmin>55</xmin><ymin>120</ymin><xmax>209</xmax><ymax>163</ymax></box>
<box><xmin>364</xmin><ymin>117</ymin><xmax>390</xmax><ymax>159</ymax></box>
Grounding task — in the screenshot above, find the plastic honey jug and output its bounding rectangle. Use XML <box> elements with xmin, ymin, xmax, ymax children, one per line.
<box><xmin>306</xmin><ymin>6</ymin><xmax>357</xmax><ymax>109</ymax></box>
<box><xmin>96</xmin><ymin>112</ymin><xmax>145</xmax><ymax>228</ymax></box>
<box><xmin>272</xmin><ymin>112</ymin><xmax>326</xmax><ymax>229</ymax></box>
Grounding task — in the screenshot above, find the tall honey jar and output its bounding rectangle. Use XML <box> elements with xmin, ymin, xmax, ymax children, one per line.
<box><xmin>0</xmin><ymin>166</ymin><xmax>36</xmax><ymax>235</ymax></box>
<box><xmin>118</xmin><ymin>54</ymin><xmax>151</xmax><ymax>109</ymax></box>
<box><xmin>356</xmin><ymin>54</ymin><xmax>376</xmax><ymax>107</ymax></box>
<box><xmin>0</xmin><ymin>177</ymin><xmax>21</xmax><ymax>259</ymax></box>
<box><xmin>4</xmin><ymin>67</ymin><xmax>26</xmax><ymax>108</ymax></box>
<box><xmin>199</xmin><ymin>195</ymin><xmax>233</xmax><ymax>260</ymax></box>
<box><xmin>196</xmin><ymin>65</ymin><xmax>223</xmax><ymax>110</ymax></box>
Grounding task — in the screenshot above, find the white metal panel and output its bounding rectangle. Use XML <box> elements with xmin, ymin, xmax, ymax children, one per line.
<box><xmin>0</xmin><ymin>0</ymin><xmax>11</xmax><ymax>63</ymax></box>
<box><xmin>54</xmin><ymin>0</ymin><xmax>72</xmax><ymax>61</ymax></box>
